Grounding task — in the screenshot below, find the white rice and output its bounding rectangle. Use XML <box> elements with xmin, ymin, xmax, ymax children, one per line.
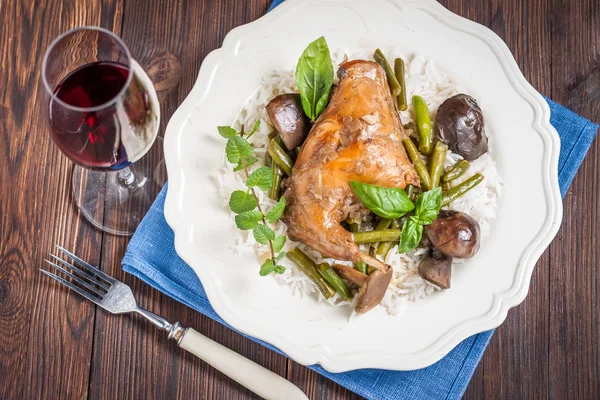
<box><xmin>217</xmin><ymin>50</ymin><xmax>501</xmax><ymax>316</ymax></box>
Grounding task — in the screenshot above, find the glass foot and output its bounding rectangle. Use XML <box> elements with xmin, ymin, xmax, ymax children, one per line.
<box><xmin>72</xmin><ymin>136</ymin><xmax>167</xmax><ymax>236</ymax></box>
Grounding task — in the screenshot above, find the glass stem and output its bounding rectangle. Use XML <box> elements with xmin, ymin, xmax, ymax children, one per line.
<box><xmin>117</xmin><ymin>167</ymin><xmax>136</xmax><ymax>187</ymax></box>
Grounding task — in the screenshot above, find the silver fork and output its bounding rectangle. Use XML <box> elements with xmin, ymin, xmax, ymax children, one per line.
<box><xmin>41</xmin><ymin>246</ymin><xmax>308</xmax><ymax>400</ymax></box>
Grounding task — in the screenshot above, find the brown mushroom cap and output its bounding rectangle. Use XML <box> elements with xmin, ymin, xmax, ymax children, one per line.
<box><xmin>418</xmin><ymin>248</ymin><xmax>453</xmax><ymax>289</ymax></box>
<box><xmin>355</xmin><ymin>266</ymin><xmax>393</xmax><ymax>314</ymax></box>
<box><xmin>435</xmin><ymin>94</ymin><xmax>487</xmax><ymax>161</ymax></box>
<box><xmin>266</xmin><ymin>93</ymin><xmax>310</xmax><ymax>150</ymax></box>
<box><xmin>425</xmin><ymin>210</ymin><xmax>481</xmax><ymax>258</ymax></box>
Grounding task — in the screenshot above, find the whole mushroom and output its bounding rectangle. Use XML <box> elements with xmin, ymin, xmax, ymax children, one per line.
<box><xmin>266</xmin><ymin>93</ymin><xmax>310</xmax><ymax>150</ymax></box>
<box><xmin>435</xmin><ymin>94</ymin><xmax>487</xmax><ymax>161</ymax></box>
<box><xmin>355</xmin><ymin>266</ymin><xmax>393</xmax><ymax>314</ymax></box>
<box><xmin>425</xmin><ymin>210</ymin><xmax>481</xmax><ymax>258</ymax></box>
<box><xmin>418</xmin><ymin>248</ymin><xmax>453</xmax><ymax>289</ymax></box>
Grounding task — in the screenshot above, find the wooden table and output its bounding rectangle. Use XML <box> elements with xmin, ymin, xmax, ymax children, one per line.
<box><xmin>1</xmin><ymin>0</ymin><xmax>598</xmax><ymax>398</ymax></box>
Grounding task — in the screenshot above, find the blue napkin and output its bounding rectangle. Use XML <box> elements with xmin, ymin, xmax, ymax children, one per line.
<box><xmin>123</xmin><ymin>2</ymin><xmax>598</xmax><ymax>396</ymax></box>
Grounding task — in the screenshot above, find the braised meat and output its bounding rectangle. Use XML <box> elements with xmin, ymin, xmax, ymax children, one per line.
<box><xmin>283</xmin><ymin>60</ymin><xmax>419</xmax><ymax>270</ymax></box>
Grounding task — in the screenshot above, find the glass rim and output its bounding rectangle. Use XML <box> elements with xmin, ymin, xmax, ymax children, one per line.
<box><xmin>42</xmin><ymin>26</ymin><xmax>134</xmax><ymax>113</ymax></box>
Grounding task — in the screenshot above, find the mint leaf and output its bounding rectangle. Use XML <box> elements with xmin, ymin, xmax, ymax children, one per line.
<box><xmin>233</xmin><ymin>163</ymin><xmax>244</xmax><ymax>172</ymax></box>
<box><xmin>253</xmin><ymin>224</ymin><xmax>275</xmax><ymax>244</ymax></box>
<box><xmin>414</xmin><ymin>187</ymin><xmax>442</xmax><ymax>225</ymax></box>
<box><xmin>272</xmin><ymin>235</ymin><xmax>286</xmax><ymax>253</ymax></box>
<box><xmin>247</xmin><ymin>120</ymin><xmax>261</xmax><ymax>138</ymax></box>
<box><xmin>229</xmin><ymin>190</ymin><xmax>257</xmax><ymax>214</ymax></box>
<box><xmin>273</xmin><ymin>265</ymin><xmax>286</xmax><ymax>274</ymax></box>
<box><xmin>218</xmin><ymin>126</ymin><xmax>237</xmax><ymax>139</ymax></box>
<box><xmin>233</xmin><ymin>157</ymin><xmax>258</xmax><ymax>172</ymax></box>
<box><xmin>295</xmin><ymin>36</ymin><xmax>334</xmax><ymax>121</ymax></box>
<box><xmin>234</xmin><ymin>210</ymin><xmax>263</xmax><ymax>230</ymax></box>
<box><xmin>247</xmin><ymin>166</ymin><xmax>273</xmax><ymax>191</ymax></box>
<box><xmin>226</xmin><ymin>136</ymin><xmax>253</xmax><ymax>164</ymax></box>
<box><xmin>350</xmin><ymin>180</ymin><xmax>414</xmax><ymax>219</ymax></box>
<box><xmin>266</xmin><ymin>196</ymin><xmax>286</xmax><ymax>223</ymax></box>
<box><xmin>398</xmin><ymin>219</ymin><xmax>423</xmax><ymax>253</ymax></box>
<box><xmin>275</xmin><ymin>251</ymin><xmax>287</xmax><ymax>261</ymax></box>
<box><xmin>259</xmin><ymin>259</ymin><xmax>276</xmax><ymax>276</ymax></box>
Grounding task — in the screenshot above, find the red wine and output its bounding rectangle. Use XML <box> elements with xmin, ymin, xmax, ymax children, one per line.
<box><xmin>49</xmin><ymin>61</ymin><xmax>155</xmax><ymax>170</ymax></box>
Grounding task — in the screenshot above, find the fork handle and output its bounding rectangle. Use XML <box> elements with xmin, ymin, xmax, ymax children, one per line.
<box><xmin>177</xmin><ymin>327</ymin><xmax>308</xmax><ymax>400</ymax></box>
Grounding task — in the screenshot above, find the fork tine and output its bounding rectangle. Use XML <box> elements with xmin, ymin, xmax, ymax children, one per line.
<box><xmin>44</xmin><ymin>259</ymin><xmax>106</xmax><ymax>297</ymax></box>
<box><xmin>40</xmin><ymin>269</ymin><xmax>103</xmax><ymax>305</ymax></box>
<box><xmin>55</xmin><ymin>245</ymin><xmax>117</xmax><ymax>284</ymax></box>
<box><xmin>49</xmin><ymin>254</ymin><xmax>111</xmax><ymax>290</ymax></box>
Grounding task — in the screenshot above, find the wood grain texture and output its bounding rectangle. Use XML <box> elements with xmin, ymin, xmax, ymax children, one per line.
<box><xmin>0</xmin><ymin>0</ymin><xmax>122</xmax><ymax>399</ymax></box>
<box><xmin>0</xmin><ymin>0</ymin><xmax>598</xmax><ymax>399</ymax></box>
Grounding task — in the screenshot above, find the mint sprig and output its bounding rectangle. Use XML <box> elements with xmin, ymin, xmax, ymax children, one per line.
<box><xmin>220</xmin><ymin>122</ymin><xmax>287</xmax><ymax>276</ymax></box>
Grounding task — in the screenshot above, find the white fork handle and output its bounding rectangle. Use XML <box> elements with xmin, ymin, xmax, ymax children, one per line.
<box><xmin>178</xmin><ymin>328</ymin><xmax>308</xmax><ymax>400</ymax></box>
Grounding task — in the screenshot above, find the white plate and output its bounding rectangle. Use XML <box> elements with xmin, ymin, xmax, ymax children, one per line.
<box><xmin>163</xmin><ymin>0</ymin><xmax>562</xmax><ymax>371</ymax></box>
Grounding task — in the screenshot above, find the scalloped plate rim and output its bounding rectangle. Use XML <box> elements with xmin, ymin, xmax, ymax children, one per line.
<box><xmin>163</xmin><ymin>0</ymin><xmax>563</xmax><ymax>372</ymax></box>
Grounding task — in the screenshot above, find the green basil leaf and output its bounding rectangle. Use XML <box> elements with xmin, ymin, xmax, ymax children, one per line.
<box><xmin>266</xmin><ymin>196</ymin><xmax>286</xmax><ymax>223</ymax></box>
<box><xmin>350</xmin><ymin>180</ymin><xmax>415</xmax><ymax>219</ymax></box>
<box><xmin>229</xmin><ymin>190</ymin><xmax>257</xmax><ymax>214</ymax></box>
<box><xmin>259</xmin><ymin>259</ymin><xmax>276</xmax><ymax>276</ymax></box>
<box><xmin>253</xmin><ymin>224</ymin><xmax>275</xmax><ymax>244</ymax></box>
<box><xmin>295</xmin><ymin>37</ymin><xmax>334</xmax><ymax>121</ymax></box>
<box><xmin>246</xmin><ymin>166</ymin><xmax>273</xmax><ymax>191</ymax></box>
<box><xmin>272</xmin><ymin>235</ymin><xmax>287</xmax><ymax>253</ymax></box>
<box><xmin>234</xmin><ymin>210</ymin><xmax>263</xmax><ymax>230</ymax></box>
<box><xmin>218</xmin><ymin>126</ymin><xmax>237</xmax><ymax>139</ymax></box>
<box><xmin>226</xmin><ymin>136</ymin><xmax>253</xmax><ymax>164</ymax></box>
<box><xmin>414</xmin><ymin>187</ymin><xmax>442</xmax><ymax>225</ymax></box>
<box><xmin>398</xmin><ymin>219</ymin><xmax>424</xmax><ymax>254</ymax></box>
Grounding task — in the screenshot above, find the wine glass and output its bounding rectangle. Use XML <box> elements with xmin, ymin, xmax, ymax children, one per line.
<box><xmin>42</xmin><ymin>26</ymin><xmax>166</xmax><ymax>236</ymax></box>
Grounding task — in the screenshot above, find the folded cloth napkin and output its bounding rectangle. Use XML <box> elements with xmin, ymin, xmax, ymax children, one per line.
<box><xmin>123</xmin><ymin>3</ymin><xmax>598</xmax><ymax>395</ymax></box>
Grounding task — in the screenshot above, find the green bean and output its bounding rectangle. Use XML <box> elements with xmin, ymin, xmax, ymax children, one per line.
<box><xmin>317</xmin><ymin>263</ymin><xmax>353</xmax><ymax>300</ymax></box>
<box><xmin>443</xmin><ymin>160</ymin><xmax>470</xmax><ymax>183</ymax></box>
<box><xmin>429</xmin><ymin>141</ymin><xmax>448</xmax><ymax>188</ymax></box>
<box><xmin>403</xmin><ymin>138</ymin><xmax>432</xmax><ymax>190</ymax></box>
<box><xmin>268</xmin><ymin>159</ymin><xmax>283</xmax><ymax>200</ymax></box>
<box><xmin>375</xmin><ymin>218</ymin><xmax>392</xmax><ymax>231</ymax></box>
<box><xmin>373</xmin><ymin>49</ymin><xmax>402</xmax><ymax>96</ymax></box>
<box><xmin>371</xmin><ymin>218</ymin><xmax>392</xmax><ymax>255</ymax></box>
<box><xmin>442</xmin><ymin>182</ymin><xmax>451</xmax><ymax>191</ymax></box>
<box><xmin>349</xmin><ymin>222</ymin><xmax>369</xmax><ymax>274</ymax></box>
<box><xmin>268</xmin><ymin>139</ymin><xmax>294</xmax><ymax>176</ymax></box>
<box><xmin>394</xmin><ymin>58</ymin><xmax>408</xmax><ymax>111</ymax></box>
<box><xmin>412</xmin><ymin>95</ymin><xmax>433</xmax><ymax>155</ymax></box>
<box><xmin>376</xmin><ymin>219</ymin><xmax>401</xmax><ymax>259</ymax></box>
<box><xmin>287</xmin><ymin>248</ymin><xmax>336</xmax><ymax>299</ymax></box>
<box><xmin>353</xmin><ymin>229</ymin><xmax>401</xmax><ymax>244</ymax></box>
<box><xmin>441</xmin><ymin>173</ymin><xmax>484</xmax><ymax>206</ymax></box>
<box><xmin>405</xmin><ymin>184</ymin><xmax>415</xmax><ymax>200</ymax></box>
<box><xmin>355</xmin><ymin>261</ymin><xmax>368</xmax><ymax>275</ymax></box>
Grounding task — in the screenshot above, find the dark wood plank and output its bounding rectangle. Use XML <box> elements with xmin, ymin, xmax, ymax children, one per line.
<box><xmin>87</xmin><ymin>1</ymin><xmax>288</xmax><ymax>400</ymax></box>
<box><xmin>549</xmin><ymin>0</ymin><xmax>600</xmax><ymax>399</ymax></box>
<box><xmin>0</xmin><ymin>0</ymin><xmax>122</xmax><ymax>399</ymax></box>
